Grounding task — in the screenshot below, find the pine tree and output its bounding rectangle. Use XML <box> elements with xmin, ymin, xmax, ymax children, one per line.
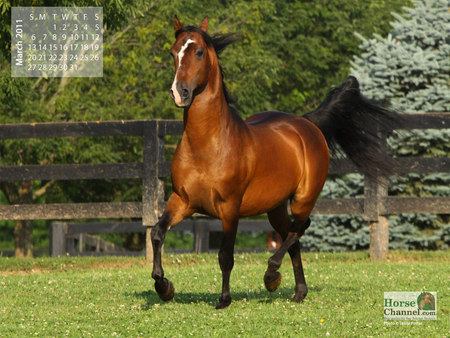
<box><xmin>351</xmin><ymin>0</ymin><xmax>450</xmax><ymax>113</ymax></box>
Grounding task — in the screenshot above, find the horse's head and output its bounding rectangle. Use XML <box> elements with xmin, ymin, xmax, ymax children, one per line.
<box><xmin>169</xmin><ymin>16</ymin><xmax>239</xmax><ymax>108</ymax></box>
<box><xmin>418</xmin><ymin>293</ymin><xmax>435</xmax><ymax>310</ymax></box>
<box><xmin>169</xmin><ymin>16</ymin><xmax>212</xmax><ymax>108</ymax></box>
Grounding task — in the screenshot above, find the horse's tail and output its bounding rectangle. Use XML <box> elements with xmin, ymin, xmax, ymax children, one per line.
<box><xmin>304</xmin><ymin>76</ymin><xmax>402</xmax><ymax>179</ymax></box>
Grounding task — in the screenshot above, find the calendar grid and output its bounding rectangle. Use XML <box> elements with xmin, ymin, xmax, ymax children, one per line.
<box><xmin>11</xmin><ymin>7</ymin><xmax>103</xmax><ymax>77</ymax></box>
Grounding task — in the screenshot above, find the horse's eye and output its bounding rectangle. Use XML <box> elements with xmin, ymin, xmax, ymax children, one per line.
<box><xmin>196</xmin><ymin>48</ymin><xmax>204</xmax><ymax>58</ymax></box>
<box><xmin>170</xmin><ymin>51</ymin><xmax>175</xmax><ymax>58</ymax></box>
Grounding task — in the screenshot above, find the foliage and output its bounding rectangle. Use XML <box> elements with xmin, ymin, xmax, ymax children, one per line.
<box><xmin>351</xmin><ymin>0</ymin><xmax>450</xmax><ymax>112</ymax></box>
<box><xmin>0</xmin><ymin>252</ymin><xmax>448</xmax><ymax>336</ymax></box>
<box><xmin>51</xmin><ymin>0</ymin><xmax>412</xmax><ymax>118</ymax></box>
<box><xmin>0</xmin><ymin>0</ymin><xmax>152</xmax><ymax>255</ymax></box>
<box><xmin>0</xmin><ymin>0</ymin><xmax>152</xmax><ymax>59</ymax></box>
<box><xmin>268</xmin><ymin>0</ymin><xmax>412</xmax><ymax>114</ymax></box>
<box><xmin>0</xmin><ymin>0</ymin><xmax>412</xmax><ymax>121</ymax></box>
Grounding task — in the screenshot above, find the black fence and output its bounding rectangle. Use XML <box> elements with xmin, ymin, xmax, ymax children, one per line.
<box><xmin>0</xmin><ymin>113</ymin><xmax>449</xmax><ymax>259</ymax></box>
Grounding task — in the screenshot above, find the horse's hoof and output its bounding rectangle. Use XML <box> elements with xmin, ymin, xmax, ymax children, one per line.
<box><xmin>216</xmin><ymin>295</ymin><xmax>232</xmax><ymax>309</ymax></box>
<box><xmin>264</xmin><ymin>270</ymin><xmax>282</xmax><ymax>292</ymax></box>
<box><xmin>292</xmin><ymin>293</ymin><xmax>307</xmax><ymax>303</ymax></box>
<box><xmin>155</xmin><ymin>278</ymin><xmax>175</xmax><ymax>302</ymax></box>
<box><xmin>292</xmin><ymin>285</ymin><xmax>308</xmax><ymax>303</ymax></box>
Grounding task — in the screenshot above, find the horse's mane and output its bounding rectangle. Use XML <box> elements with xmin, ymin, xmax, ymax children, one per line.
<box><xmin>175</xmin><ymin>26</ymin><xmax>240</xmax><ymax>110</ymax></box>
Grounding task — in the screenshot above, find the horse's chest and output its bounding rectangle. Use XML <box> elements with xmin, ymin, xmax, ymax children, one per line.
<box><xmin>171</xmin><ymin>149</ymin><xmax>243</xmax><ymax>215</ymax></box>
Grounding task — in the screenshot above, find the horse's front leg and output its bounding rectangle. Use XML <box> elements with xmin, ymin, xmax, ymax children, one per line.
<box><xmin>151</xmin><ymin>193</ymin><xmax>193</xmax><ymax>302</ymax></box>
<box><xmin>216</xmin><ymin>215</ymin><xmax>239</xmax><ymax>309</ymax></box>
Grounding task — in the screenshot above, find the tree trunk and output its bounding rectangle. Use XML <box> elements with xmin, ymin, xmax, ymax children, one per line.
<box><xmin>14</xmin><ymin>219</ymin><xmax>33</xmax><ymax>258</ymax></box>
<box><xmin>1</xmin><ymin>181</ymin><xmax>34</xmax><ymax>258</ymax></box>
<box><xmin>15</xmin><ymin>181</ymin><xmax>34</xmax><ymax>257</ymax></box>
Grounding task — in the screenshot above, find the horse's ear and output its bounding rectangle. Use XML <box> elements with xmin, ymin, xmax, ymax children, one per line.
<box><xmin>174</xmin><ymin>15</ymin><xmax>183</xmax><ymax>31</ymax></box>
<box><xmin>199</xmin><ymin>16</ymin><xmax>209</xmax><ymax>32</ymax></box>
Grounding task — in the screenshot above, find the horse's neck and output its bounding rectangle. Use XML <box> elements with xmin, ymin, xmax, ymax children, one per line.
<box><xmin>183</xmin><ymin>67</ymin><xmax>245</xmax><ymax>149</ymax></box>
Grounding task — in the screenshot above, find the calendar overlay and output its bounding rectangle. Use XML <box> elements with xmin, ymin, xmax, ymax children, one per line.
<box><xmin>11</xmin><ymin>7</ymin><xmax>103</xmax><ymax>77</ymax></box>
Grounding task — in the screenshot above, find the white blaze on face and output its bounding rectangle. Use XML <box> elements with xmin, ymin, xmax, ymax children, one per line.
<box><xmin>171</xmin><ymin>38</ymin><xmax>195</xmax><ymax>106</ymax></box>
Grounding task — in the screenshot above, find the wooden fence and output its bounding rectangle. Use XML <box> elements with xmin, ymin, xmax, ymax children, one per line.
<box><xmin>0</xmin><ymin>113</ymin><xmax>449</xmax><ymax>260</ymax></box>
<box><xmin>49</xmin><ymin>219</ymin><xmax>274</xmax><ymax>256</ymax></box>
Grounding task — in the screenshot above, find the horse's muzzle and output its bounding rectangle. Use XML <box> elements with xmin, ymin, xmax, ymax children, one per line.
<box><xmin>170</xmin><ymin>82</ymin><xmax>193</xmax><ymax>108</ymax></box>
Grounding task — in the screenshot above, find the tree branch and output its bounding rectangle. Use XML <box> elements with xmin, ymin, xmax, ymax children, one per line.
<box><xmin>33</xmin><ymin>180</ymin><xmax>55</xmax><ymax>200</ymax></box>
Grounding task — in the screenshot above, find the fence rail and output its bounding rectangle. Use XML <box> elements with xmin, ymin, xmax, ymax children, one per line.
<box><xmin>49</xmin><ymin>219</ymin><xmax>275</xmax><ymax>257</ymax></box>
<box><xmin>0</xmin><ymin>113</ymin><xmax>449</xmax><ymax>259</ymax></box>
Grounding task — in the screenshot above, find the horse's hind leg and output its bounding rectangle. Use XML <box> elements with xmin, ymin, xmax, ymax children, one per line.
<box><xmin>287</xmin><ymin>218</ymin><xmax>310</xmax><ymax>303</ymax></box>
<box><xmin>264</xmin><ymin>202</ymin><xmax>290</xmax><ymax>292</ymax></box>
<box><xmin>265</xmin><ymin>202</ymin><xmax>310</xmax><ymax>302</ymax></box>
<box><xmin>286</xmin><ymin>192</ymin><xmax>318</xmax><ymax>302</ymax></box>
<box><xmin>264</xmin><ymin>122</ymin><xmax>328</xmax><ymax>301</ymax></box>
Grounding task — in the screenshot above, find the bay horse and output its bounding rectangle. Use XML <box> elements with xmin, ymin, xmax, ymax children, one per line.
<box><xmin>151</xmin><ymin>16</ymin><xmax>399</xmax><ymax>309</ymax></box>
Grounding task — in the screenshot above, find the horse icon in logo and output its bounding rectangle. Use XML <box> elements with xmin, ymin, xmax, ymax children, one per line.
<box><xmin>418</xmin><ymin>292</ymin><xmax>436</xmax><ymax>310</ymax></box>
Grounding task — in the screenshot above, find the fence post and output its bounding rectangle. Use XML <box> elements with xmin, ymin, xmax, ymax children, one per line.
<box><xmin>194</xmin><ymin>219</ymin><xmax>209</xmax><ymax>253</ymax></box>
<box><xmin>142</xmin><ymin>120</ymin><xmax>165</xmax><ymax>263</ymax></box>
<box><xmin>50</xmin><ymin>222</ymin><xmax>68</xmax><ymax>257</ymax></box>
<box><xmin>364</xmin><ymin>125</ymin><xmax>390</xmax><ymax>260</ymax></box>
<box><xmin>364</xmin><ymin>175</ymin><xmax>389</xmax><ymax>260</ymax></box>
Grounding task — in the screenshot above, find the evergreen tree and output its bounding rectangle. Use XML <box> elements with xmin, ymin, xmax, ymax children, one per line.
<box><xmin>351</xmin><ymin>0</ymin><xmax>450</xmax><ymax>112</ymax></box>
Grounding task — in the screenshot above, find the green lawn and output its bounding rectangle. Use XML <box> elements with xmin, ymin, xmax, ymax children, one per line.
<box><xmin>0</xmin><ymin>251</ymin><xmax>448</xmax><ymax>336</ymax></box>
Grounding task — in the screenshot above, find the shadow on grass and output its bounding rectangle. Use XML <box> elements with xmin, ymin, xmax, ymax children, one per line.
<box><xmin>131</xmin><ymin>285</ymin><xmax>332</xmax><ymax>309</ymax></box>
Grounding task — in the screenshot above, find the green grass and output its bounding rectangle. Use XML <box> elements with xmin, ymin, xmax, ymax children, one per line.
<box><xmin>0</xmin><ymin>251</ymin><xmax>449</xmax><ymax>336</ymax></box>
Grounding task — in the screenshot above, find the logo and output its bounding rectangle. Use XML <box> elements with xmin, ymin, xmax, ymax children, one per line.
<box><xmin>384</xmin><ymin>292</ymin><xmax>437</xmax><ymax>321</ymax></box>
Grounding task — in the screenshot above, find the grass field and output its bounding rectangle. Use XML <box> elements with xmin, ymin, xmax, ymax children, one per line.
<box><xmin>0</xmin><ymin>251</ymin><xmax>448</xmax><ymax>336</ymax></box>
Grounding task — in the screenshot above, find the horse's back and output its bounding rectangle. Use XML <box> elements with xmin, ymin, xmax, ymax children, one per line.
<box><xmin>245</xmin><ymin>111</ymin><xmax>328</xmax><ymax>156</ymax></box>
<box><xmin>246</xmin><ymin>111</ymin><xmax>323</xmax><ymax>137</ymax></box>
